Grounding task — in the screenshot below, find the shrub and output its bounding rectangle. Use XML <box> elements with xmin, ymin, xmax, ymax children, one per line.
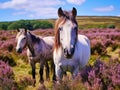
<box><xmin>0</xmin><ymin>22</ymin><xmax>10</xmax><ymax>30</ymax></box>
<box><xmin>7</xmin><ymin>20</ymin><xmax>53</xmax><ymax>30</ymax></box>
<box><xmin>18</xmin><ymin>76</ymin><xmax>35</xmax><ymax>88</ymax></box>
<box><xmin>107</xmin><ymin>24</ymin><xmax>115</xmax><ymax>29</ymax></box>
<box><xmin>111</xmin><ymin>42</ymin><xmax>120</xmax><ymax>51</ymax></box>
<box><xmin>1</xmin><ymin>37</ymin><xmax>7</xmax><ymax>41</ymax></box>
<box><xmin>104</xmin><ymin>39</ymin><xmax>113</xmax><ymax>47</ymax></box>
<box><xmin>7</xmin><ymin>20</ymin><xmax>33</xmax><ymax>30</ymax></box>
<box><xmin>0</xmin><ymin>61</ymin><xmax>17</xmax><ymax>90</ymax></box>
<box><xmin>0</xmin><ymin>54</ymin><xmax>16</xmax><ymax>66</ymax></box>
<box><xmin>7</xmin><ymin>22</ymin><xmax>19</xmax><ymax>30</ymax></box>
<box><xmin>53</xmin><ymin>76</ymin><xmax>86</xmax><ymax>90</ymax></box>
<box><xmin>91</xmin><ymin>40</ymin><xmax>105</xmax><ymax>55</ymax></box>
<box><xmin>7</xmin><ymin>44</ymin><xmax>13</xmax><ymax>52</ymax></box>
<box><xmin>33</xmin><ymin>21</ymin><xmax>53</xmax><ymax>29</ymax></box>
<box><xmin>80</xmin><ymin>59</ymin><xmax>120</xmax><ymax>90</ymax></box>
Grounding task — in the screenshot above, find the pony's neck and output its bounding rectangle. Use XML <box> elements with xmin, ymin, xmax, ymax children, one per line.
<box><xmin>26</xmin><ymin>32</ymin><xmax>35</xmax><ymax>57</ymax></box>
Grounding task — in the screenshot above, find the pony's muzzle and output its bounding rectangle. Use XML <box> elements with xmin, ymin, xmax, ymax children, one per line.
<box><xmin>64</xmin><ymin>47</ymin><xmax>75</xmax><ymax>59</ymax></box>
<box><xmin>16</xmin><ymin>48</ymin><xmax>22</xmax><ymax>53</ymax></box>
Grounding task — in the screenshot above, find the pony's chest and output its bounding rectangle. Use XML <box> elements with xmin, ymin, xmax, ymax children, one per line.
<box><xmin>59</xmin><ymin>60</ymin><xmax>78</xmax><ymax>72</ymax></box>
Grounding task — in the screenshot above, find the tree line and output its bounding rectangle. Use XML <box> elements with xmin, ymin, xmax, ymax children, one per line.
<box><xmin>0</xmin><ymin>20</ymin><xmax>53</xmax><ymax>30</ymax></box>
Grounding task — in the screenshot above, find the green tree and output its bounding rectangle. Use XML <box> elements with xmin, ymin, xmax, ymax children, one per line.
<box><xmin>7</xmin><ymin>22</ymin><xmax>19</xmax><ymax>30</ymax></box>
<box><xmin>1</xmin><ymin>20</ymin><xmax>53</xmax><ymax>30</ymax></box>
<box><xmin>0</xmin><ymin>22</ymin><xmax>10</xmax><ymax>30</ymax></box>
<box><xmin>7</xmin><ymin>20</ymin><xmax>33</xmax><ymax>30</ymax></box>
<box><xmin>24</xmin><ymin>20</ymin><xmax>33</xmax><ymax>30</ymax></box>
<box><xmin>17</xmin><ymin>20</ymin><xmax>33</xmax><ymax>30</ymax></box>
<box><xmin>33</xmin><ymin>21</ymin><xmax>53</xmax><ymax>29</ymax></box>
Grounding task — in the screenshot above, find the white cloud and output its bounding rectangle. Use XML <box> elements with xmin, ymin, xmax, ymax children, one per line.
<box><xmin>66</xmin><ymin>0</ymin><xmax>85</xmax><ymax>5</ymax></box>
<box><xmin>0</xmin><ymin>0</ymin><xmax>28</xmax><ymax>10</ymax></box>
<box><xmin>0</xmin><ymin>0</ymin><xmax>65</xmax><ymax>18</ymax></box>
<box><xmin>13</xmin><ymin>11</ymin><xmax>26</xmax><ymax>15</ymax></box>
<box><xmin>117</xmin><ymin>15</ymin><xmax>120</xmax><ymax>17</ymax></box>
<box><xmin>94</xmin><ymin>5</ymin><xmax>114</xmax><ymax>12</ymax></box>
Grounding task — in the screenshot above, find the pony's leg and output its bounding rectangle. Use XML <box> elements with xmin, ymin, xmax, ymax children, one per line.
<box><xmin>39</xmin><ymin>62</ymin><xmax>44</xmax><ymax>84</ymax></box>
<box><xmin>72</xmin><ymin>66</ymin><xmax>79</xmax><ymax>79</ymax></box>
<box><xmin>55</xmin><ymin>64</ymin><xmax>63</xmax><ymax>83</ymax></box>
<box><xmin>45</xmin><ymin>62</ymin><xmax>50</xmax><ymax>81</ymax></box>
<box><xmin>52</xmin><ymin>62</ymin><xmax>56</xmax><ymax>81</ymax></box>
<box><xmin>30</xmin><ymin>62</ymin><xmax>36</xmax><ymax>86</ymax></box>
<box><xmin>63</xmin><ymin>72</ymin><xmax>67</xmax><ymax>76</ymax></box>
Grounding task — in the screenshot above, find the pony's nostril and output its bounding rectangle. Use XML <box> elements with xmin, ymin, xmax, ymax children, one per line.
<box><xmin>64</xmin><ymin>48</ymin><xmax>67</xmax><ymax>54</ymax></box>
<box><xmin>16</xmin><ymin>48</ymin><xmax>22</xmax><ymax>53</ymax></box>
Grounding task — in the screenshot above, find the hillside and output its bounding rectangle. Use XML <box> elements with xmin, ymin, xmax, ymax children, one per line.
<box><xmin>44</xmin><ymin>16</ymin><xmax>120</xmax><ymax>29</ymax></box>
<box><xmin>76</xmin><ymin>16</ymin><xmax>120</xmax><ymax>29</ymax></box>
<box><xmin>0</xmin><ymin>16</ymin><xmax>120</xmax><ymax>30</ymax></box>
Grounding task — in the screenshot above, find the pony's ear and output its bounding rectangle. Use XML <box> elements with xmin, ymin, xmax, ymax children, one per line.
<box><xmin>24</xmin><ymin>28</ymin><xmax>27</xmax><ymax>33</ymax></box>
<box><xmin>58</xmin><ymin>7</ymin><xmax>64</xmax><ymax>17</ymax></box>
<box><xmin>72</xmin><ymin>7</ymin><xmax>77</xmax><ymax>17</ymax></box>
<box><xmin>17</xmin><ymin>28</ymin><xmax>20</xmax><ymax>32</ymax></box>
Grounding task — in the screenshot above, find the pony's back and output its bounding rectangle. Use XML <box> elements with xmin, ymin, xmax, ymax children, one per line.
<box><xmin>43</xmin><ymin>36</ymin><xmax>54</xmax><ymax>47</ymax></box>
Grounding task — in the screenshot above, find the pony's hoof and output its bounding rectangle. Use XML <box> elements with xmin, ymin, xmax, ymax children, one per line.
<box><xmin>56</xmin><ymin>81</ymin><xmax>61</xmax><ymax>85</ymax></box>
<box><xmin>40</xmin><ymin>80</ymin><xmax>44</xmax><ymax>84</ymax></box>
<box><xmin>52</xmin><ymin>78</ymin><xmax>57</xmax><ymax>84</ymax></box>
<box><xmin>52</xmin><ymin>76</ymin><xmax>56</xmax><ymax>80</ymax></box>
<box><xmin>46</xmin><ymin>78</ymin><xmax>50</xmax><ymax>82</ymax></box>
<box><xmin>33</xmin><ymin>83</ymin><xmax>36</xmax><ymax>87</ymax></box>
<box><xmin>32</xmin><ymin>79</ymin><xmax>36</xmax><ymax>86</ymax></box>
<box><xmin>37</xmin><ymin>84</ymin><xmax>46</xmax><ymax>90</ymax></box>
<box><xmin>52</xmin><ymin>80</ymin><xmax>57</xmax><ymax>84</ymax></box>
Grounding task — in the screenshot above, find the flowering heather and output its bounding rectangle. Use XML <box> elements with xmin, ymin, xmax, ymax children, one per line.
<box><xmin>79</xmin><ymin>59</ymin><xmax>120</xmax><ymax>90</ymax></box>
<box><xmin>0</xmin><ymin>60</ymin><xmax>16</xmax><ymax>90</ymax></box>
<box><xmin>80</xmin><ymin>28</ymin><xmax>120</xmax><ymax>55</ymax></box>
<box><xmin>19</xmin><ymin>76</ymin><xmax>35</xmax><ymax>87</ymax></box>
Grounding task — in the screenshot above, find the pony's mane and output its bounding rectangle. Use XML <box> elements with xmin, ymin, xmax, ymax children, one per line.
<box><xmin>54</xmin><ymin>11</ymin><xmax>78</xmax><ymax>50</ymax></box>
<box><xmin>28</xmin><ymin>32</ymin><xmax>41</xmax><ymax>44</ymax></box>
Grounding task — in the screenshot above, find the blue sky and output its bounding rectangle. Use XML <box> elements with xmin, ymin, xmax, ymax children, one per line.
<box><xmin>0</xmin><ymin>0</ymin><xmax>120</xmax><ymax>21</ymax></box>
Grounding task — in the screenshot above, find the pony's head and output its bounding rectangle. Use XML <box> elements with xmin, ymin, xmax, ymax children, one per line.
<box><xmin>55</xmin><ymin>7</ymin><xmax>78</xmax><ymax>58</ymax></box>
<box><xmin>16</xmin><ymin>28</ymin><xmax>27</xmax><ymax>53</ymax></box>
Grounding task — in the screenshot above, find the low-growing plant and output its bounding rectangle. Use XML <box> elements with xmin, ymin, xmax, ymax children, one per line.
<box><xmin>80</xmin><ymin>59</ymin><xmax>120</xmax><ymax>90</ymax></box>
<box><xmin>0</xmin><ymin>61</ymin><xmax>17</xmax><ymax>90</ymax></box>
<box><xmin>91</xmin><ymin>40</ymin><xmax>105</xmax><ymax>55</ymax></box>
<box><xmin>0</xmin><ymin>54</ymin><xmax>16</xmax><ymax>66</ymax></box>
<box><xmin>1</xmin><ymin>37</ymin><xmax>7</xmax><ymax>41</ymax></box>
<box><xmin>8</xmin><ymin>44</ymin><xmax>14</xmax><ymax>52</ymax></box>
<box><xmin>111</xmin><ymin>42</ymin><xmax>120</xmax><ymax>51</ymax></box>
<box><xmin>18</xmin><ymin>76</ymin><xmax>35</xmax><ymax>87</ymax></box>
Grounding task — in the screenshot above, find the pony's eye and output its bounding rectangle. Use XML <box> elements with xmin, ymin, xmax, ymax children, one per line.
<box><xmin>23</xmin><ymin>37</ymin><xmax>26</xmax><ymax>40</ymax></box>
<box><xmin>59</xmin><ymin>27</ymin><xmax>63</xmax><ymax>31</ymax></box>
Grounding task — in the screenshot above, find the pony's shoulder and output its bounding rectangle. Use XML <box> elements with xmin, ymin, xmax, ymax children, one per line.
<box><xmin>78</xmin><ymin>34</ymin><xmax>89</xmax><ymax>40</ymax></box>
<box><xmin>43</xmin><ymin>36</ymin><xmax>54</xmax><ymax>40</ymax></box>
<box><xmin>78</xmin><ymin>34</ymin><xmax>87</xmax><ymax>37</ymax></box>
<box><xmin>78</xmin><ymin>34</ymin><xmax>90</xmax><ymax>45</ymax></box>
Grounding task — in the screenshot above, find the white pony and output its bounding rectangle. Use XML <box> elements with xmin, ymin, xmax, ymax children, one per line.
<box><xmin>16</xmin><ymin>28</ymin><xmax>56</xmax><ymax>85</ymax></box>
<box><xmin>53</xmin><ymin>7</ymin><xmax>91</xmax><ymax>81</ymax></box>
